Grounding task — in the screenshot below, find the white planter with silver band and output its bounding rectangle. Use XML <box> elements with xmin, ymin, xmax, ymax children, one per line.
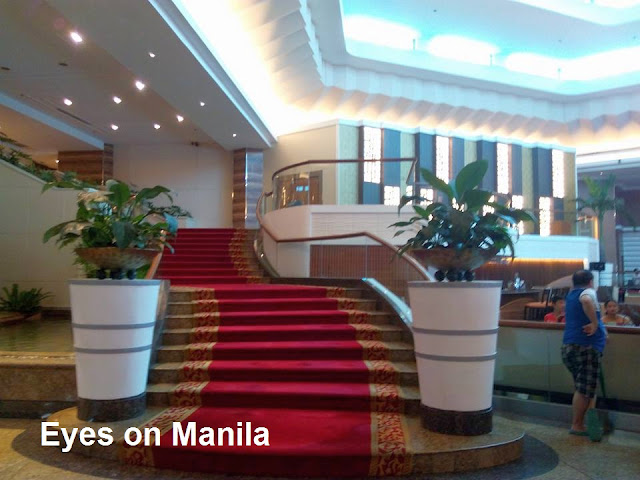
<box><xmin>70</xmin><ymin>279</ymin><xmax>161</xmax><ymax>421</ymax></box>
<box><xmin>408</xmin><ymin>281</ymin><xmax>502</xmax><ymax>435</ymax></box>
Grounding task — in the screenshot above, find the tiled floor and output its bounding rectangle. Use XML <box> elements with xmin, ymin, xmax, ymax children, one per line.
<box><xmin>1</xmin><ymin>413</ymin><xmax>639</xmax><ymax>479</ymax></box>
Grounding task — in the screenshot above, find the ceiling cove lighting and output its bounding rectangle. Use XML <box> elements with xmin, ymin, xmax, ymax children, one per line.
<box><xmin>112</xmin><ymin>96</ymin><xmax>122</xmax><ymax>104</ymax></box>
<box><xmin>63</xmin><ymin>98</ymin><xmax>73</xmax><ymax>106</ymax></box>
<box><xmin>504</xmin><ymin>53</ymin><xmax>563</xmax><ymax>79</ymax></box>
<box><xmin>154</xmin><ymin>123</ymin><xmax>161</xmax><ymax>130</ymax></box>
<box><xmin>69</xmin><ymin>31</ymin><xmax>83</xmax><ymax>44</ymax></box>
<box><xmin>427</xmin><ymin>35</ymin><xmax>499</xmax><ymax>66</ymax></box>
<box><xmin>110</xmin><ymin>124</ymin><xmax>119</xmax><ymax>131</ymax></box>
<box><xmin>343</xmin><ymin>15</ymin><xmax>420</xmax><ymax>50</ymax></box>
<box><xmin>135</xmin><ymin>80</ymin><xmax>146</xmax><ymax>91</ymax></box>
<box><xmin>592</xmin><ymin>0</ymin><xmax>640</xmax><ymax>7</ymax></box>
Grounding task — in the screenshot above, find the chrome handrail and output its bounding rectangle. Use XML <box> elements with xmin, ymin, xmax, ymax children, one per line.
<box><xmin>256</xmin><ymin>192</ymin><xmax>433</xmax><ymax>282</ymax></box>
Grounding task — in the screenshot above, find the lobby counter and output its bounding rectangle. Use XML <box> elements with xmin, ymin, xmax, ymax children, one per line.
<box><xmin>496</xmin><ymin>320</ymin><xmax>639</xmax><ymax>404</ymax></box>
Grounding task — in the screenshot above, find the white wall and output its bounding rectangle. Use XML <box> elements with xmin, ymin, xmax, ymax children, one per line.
<box><xmin>262</xmin><ymin>205</ymin><xmax>600</xmax><ymax>278</ymax></box>
<box><xmin>0</xmin><ymin>161</ymin><xmax>79</xmax><ymax>308</ymax></box>
<box><xmin>114</xmin><ymin>143</ymin><xmax>233</xmax><ymax>228</ymax></box>
<box><xmin>262</xmin><ymin>206</ymin><xmax>312</xmax><ymax>277</ymax></box>
<box><xmin>263</xmin><ymin>125</ymin><xmax>338</xmax><ymax>203</ymax></box>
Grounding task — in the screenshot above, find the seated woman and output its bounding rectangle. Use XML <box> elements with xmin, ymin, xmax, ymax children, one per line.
<box><xmin>544</xmin><ymin>295</ymin><xmax>565</xmax><ymax>323</ymax></box>
<box><xmin>602</xmin><ymin>300</ymin><xmax>634</xmax><ymax>326</ymax></box>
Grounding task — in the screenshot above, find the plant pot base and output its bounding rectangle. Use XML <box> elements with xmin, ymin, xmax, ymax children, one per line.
<box><xmin>421</xmin><ymin>404</ymin><xmax>493</xmax><ymax>436</ymax></box>
<box><xmin>77</xmin><ymin>393</ymin><xmax>146</xmax><ymax>422</ymax></box>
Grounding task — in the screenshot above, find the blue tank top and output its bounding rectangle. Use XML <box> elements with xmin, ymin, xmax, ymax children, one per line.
<box><xmin>563</xmin><ymin>288</ymin><xmax>606</xmax><ymax>353</ymax></box>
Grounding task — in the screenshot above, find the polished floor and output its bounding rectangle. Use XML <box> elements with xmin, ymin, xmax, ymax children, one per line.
<box><xmin>0</xmin><ymin>318</ymin><xmax>73</xmax><ymax>352</ymax></box>
<box><xmin>1</xmin><ymin>412</ymin><xmax>638</xmax><ymax>479</ymax></box>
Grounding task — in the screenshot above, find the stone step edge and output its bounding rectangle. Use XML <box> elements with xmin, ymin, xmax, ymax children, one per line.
<box><xmin>146</xmin><ymin>383</ymin><xmax>422</xmax><ymax>414</ymax></box>
<box><xmin>47</xmin><ymin>407</ymin><xmax>524</xmax><ymax>475</ymax></box>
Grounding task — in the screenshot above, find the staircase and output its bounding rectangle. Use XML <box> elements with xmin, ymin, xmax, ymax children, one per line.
<box><xmin>123</xmin><ymin>228</ymin><xmax>421</xmax><ymax>476</ymax></box>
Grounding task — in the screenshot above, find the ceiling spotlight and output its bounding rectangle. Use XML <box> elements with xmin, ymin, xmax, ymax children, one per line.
<box><xmin>176</xmin><ymin>115</ymin><xmax>184</xmax><ymax>122</ymax></box>
<box><xmin>63</xmin><ymin>98</ymin><xmax>73</xmax><ymax>106</ymax></box>
<box><xmin>111</xmin><ymin>124</ymin><xmax>119</xmax><ymax>131</ymax></box>
<box><xmin>55</xmin><ymin>159</ymin><xmax>60</xmax><ymax>164</ymax></box>
<box><xmin>135</xmin><ymin>80</ymin><xmax>146</xmax><ymax>91</ymax></box>
<box><xmin>70</xmin><ymin>31</ymin><xmax>83</xmax><ymax>43</ymax></box>
<box><xmin>232</xmin><ymin>133</ymin><xmax>237</xmax><ymax>137</ymax></box>
<box><xmin>200</xmin><ymin>101</ymin><xmax>206</xmax><ymax>107</ymax></box>
<box><xmin>154</xmin><ymin>123</ymin><xmax>161</xmax><ymax>129</ymax></box>
<box><xmin>148</xmin><ymin>52</ymin><xmax>156</xmax><ymax>58</ymax></box>
<box><xmin>113</xmin><ymin>96</ymin><xmax>122</xmax><ymax>104</ymax></box>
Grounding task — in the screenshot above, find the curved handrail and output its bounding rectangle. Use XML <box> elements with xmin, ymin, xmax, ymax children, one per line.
<box><xmin>256</xmin><ymin>192</ymin><xmax>433</xmax><ymax>282</ymax></box>
<box><xmin>270</xmin><ymin>157</ymin><xmax>417</xmax><ymax>184</ymax></box>
<box><xmin>145</xmin><ymin>248</ymin><xmax>164</xmax><ymax>279</ymax></box>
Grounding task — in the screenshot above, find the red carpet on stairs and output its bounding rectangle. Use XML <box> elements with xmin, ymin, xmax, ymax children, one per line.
<box><xmin>123</xmin><ymin>228</ymin><xmax>412</xmax><ymax>477</ymax></box>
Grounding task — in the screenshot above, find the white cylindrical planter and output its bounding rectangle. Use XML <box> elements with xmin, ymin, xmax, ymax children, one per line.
<box><xmin>70</xmin><ymin>279</ymin><xmax>161</xmax><ymax>421</ymax></box>
<box><xmin>408</xmin><ymin>281</ymin><xmax>502</xmax><ymax>435</ymax></box>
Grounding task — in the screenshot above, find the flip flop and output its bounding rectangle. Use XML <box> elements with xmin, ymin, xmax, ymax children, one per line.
<box><xmin>586</xmin><ymin>409</ymin><xmax>603</xmax><ymax>442</ymax></box>
<box><xmin>569</xmin><ymin>429</ymin><xmax>589</xmax><ymax>436</ymax></box>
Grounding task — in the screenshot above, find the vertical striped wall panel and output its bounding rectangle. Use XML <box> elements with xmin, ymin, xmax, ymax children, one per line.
<box><xmin>233</xmin><ymin>149</ymin><xmax>263</xmax><ymax>229</ymax></box>
<box><xmin>464</xmin><ymin>140</ymin><xmax>477</xmax><ymax>165</ymax></box>
<box><xmin>415</xmin><ymin>133</ymin><xmax>435</xmax><ymax>176</ymax></box>
<box><xmin>400</xmin><ymin>132</ymin><xmax>415</xmax><ymax>194</ymax></box>
<box><xmin>532</xmin><ymin>148</ymin><xmax>552</xmax><ymax>198</ymax></box>
<box><xmin>383</xmin><ymin>129</ymin><xmax>401</xmax><ymax>186</ymax></box>
<box><xmin>521</xmin><ymin>147</ymin><xmax>534</xmax><ymax>234</ymax></box>
<box><xmin>337</xmin><ymin>124</ymin><xmax>359</xmax><ymax>205</ymax></box>
<box><xmin>476</xmin><ymin>141</ymin><xmax>497</xmax><ymax>192</ymax></box>
<box><xmin>563</xmin><ymin>152</ymin><xmax>577</xmax><ymax>234</ymax></box>
<box><xmin>511</xmin><ymin>145</ymin><xmax>523</xmax><ymax>195</ymax></box>
<box><xmin>452</xmin><ymin>137</ymin><xmax>465</xmax><ymax>178</ymax></box>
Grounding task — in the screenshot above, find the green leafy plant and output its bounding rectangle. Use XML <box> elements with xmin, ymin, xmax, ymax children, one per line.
<box><xmin>42</xmin><ymin>177</ymin><xmax>179</xmax><ymax>252</ymax></box>
<box><xmin>392</xmin><ymin>159</ymin><xmax>536</xmax><ymax>262</ymax></box>
<box><xmin>575</xmin><ymin>174</ymin><xmax>637</xmax><ymax>262</ymax></box>
<box><xmin>0</xmin><ymin>284</ymin><xmax>52</xmax><ymax>315</ymax></box>
<box><xmin>0</xmin><ymin>132</ymin><xmax>61</xmax><ymax>181</ymax></box>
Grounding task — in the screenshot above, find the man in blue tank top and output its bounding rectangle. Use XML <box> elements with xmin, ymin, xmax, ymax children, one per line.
<box><xmin>561</xmin><ymin>269</ymin><xmax>607</xmax><ymax>441</ymax></box>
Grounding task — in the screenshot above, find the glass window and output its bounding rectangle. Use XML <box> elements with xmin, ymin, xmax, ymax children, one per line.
<box><xmin>363</xmin><ymin>127</ymin><xmax>381</xmax><ymax>184</ymax></box>
<box><xmin>497</xmin><ymin>143</ymin><xmax>510</xmax><ymax>194</ymax></box>
<box><xmin>552</xmin><ymin>149</ymin><xmax>565</xmax><ymax>198</ymax></box>
<box><xmin>435</xmin><ymin>136</ymin><xmax>450</xmax><ymax>183</ymax></box>
<box><xmin>539</xmin><ymin>196</ymin><xmax>552</xmax><ymax>236</ymax></box>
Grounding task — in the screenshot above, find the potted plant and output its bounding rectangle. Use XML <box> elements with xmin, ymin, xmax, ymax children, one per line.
<box><xmin>0</xmin><ymin>283</ymin><xmax>52</xmax><ymax>321</ymax></box>
<box><xmin>43</xmin><ymin>176</ymin><xmax>179</xmax><ymax>279</ymax></box>
<box><xmin>41</xmin><ymin>176</ymin><xmax>183</xmax><ymax>422</ymax></box>
<box><xmin>393</xmin><ymin>160</ymin><xmax>535</xmax><ymax>281</ymax></box>
<box><xmin>391</xmin><ymin>160</ymin><xmax>535</xmax><ymax>436</ymax></box>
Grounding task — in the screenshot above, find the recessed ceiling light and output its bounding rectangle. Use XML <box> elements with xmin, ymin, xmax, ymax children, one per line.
<box><xmin>148</xmin><ymin>52</ymin><xmax>156</xmax><ymax>58</ymax></box>
<box><xmin>135</xmin><ymin>80</ymin><xmax>146</xmax><ymax>91</ymax></box>
<box><xmin>176</xmin><ymin>115</ymin><xmax>184</xmax><ymax>122</ymax></box>
<box><xmin>232</xmin><ymin>133</ymin><xmax>237</xmax><ymax>137</ymax></box>
<box><xmin>111</xmin><ymin>124</ymin><xmax>119</xmax><ymax>131</ymax></box>
<box><xmin>113</xmin><ymin>96</ymin><xmax>122</xmax><ymax>104</ymax></box>
<box><xmin>55</xmin><ymin>159</ymin><xmax>60</xmax><ymax>164</ymax></box>
<box><xmin>63</xmin><ymin>98</ymin><xmax>73</xmax><ymax>106</ymax></box>
<box><xmin>199</xmin><ymin>101</ymin><xmax>206</xmax><ymax>107</ymax></box>
<box><xmin>154</xmin><ymin>123</ymin><xmax>161</xmax><ymax>129</ymax></box>
<box><xmin>69</xmin><ymin>31</ymin><xmax>83</xmax><ymax>44</ymax></box>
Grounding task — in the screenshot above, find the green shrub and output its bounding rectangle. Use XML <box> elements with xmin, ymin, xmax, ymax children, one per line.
<box><xmin>0</xmin><ymin>284</ymin><xmax>53</xmax><ymax>315</ymax></box>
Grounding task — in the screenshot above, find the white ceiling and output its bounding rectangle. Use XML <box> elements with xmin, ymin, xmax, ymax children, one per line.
<box><xmin>2</xmin><ymin>0</ymin><xmax>640</xmax><ymax>156</ymax></box>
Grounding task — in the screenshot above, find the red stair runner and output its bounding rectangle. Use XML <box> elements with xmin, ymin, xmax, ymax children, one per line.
<box><xmin>125</xmin><ymin>228</ymin><xmax>411</xmax><ymax>477</ymax></box>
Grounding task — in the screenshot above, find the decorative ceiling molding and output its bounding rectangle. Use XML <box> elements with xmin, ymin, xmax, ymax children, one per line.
<box><xmin>226</xmin><ymin>0</ymin><xmax>640</xmax><ymax>148</ymax></box>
